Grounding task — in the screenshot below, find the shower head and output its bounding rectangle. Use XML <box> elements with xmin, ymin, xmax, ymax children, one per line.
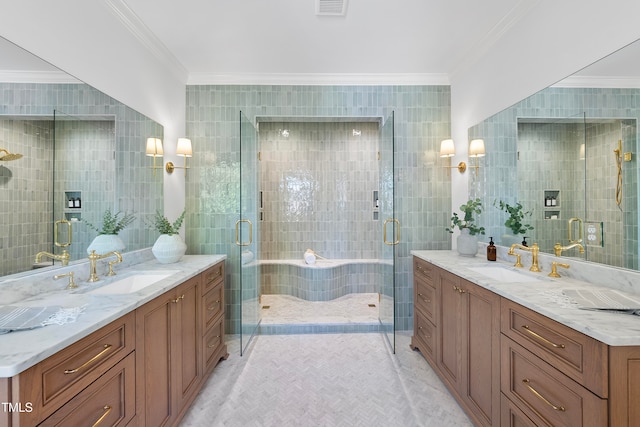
<box><xmin>0</xmin><ymin>149</ymin><xmax>23</xmax><ymax>161</ymax></box>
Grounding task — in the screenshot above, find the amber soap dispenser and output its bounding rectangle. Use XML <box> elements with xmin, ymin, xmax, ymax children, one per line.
<box><xmin>487</xmin><ymin>237</ymin><xmax>497</xmax><ymax>261</ymax></box>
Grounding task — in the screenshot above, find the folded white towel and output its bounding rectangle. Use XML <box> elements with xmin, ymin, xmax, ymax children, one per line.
<box><xmin>0</xmin><ymin>305</ymin><xmax>86</xmax><ymax>334</ymax></box>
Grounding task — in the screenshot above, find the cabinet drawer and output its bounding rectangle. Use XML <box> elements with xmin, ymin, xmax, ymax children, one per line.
<box><xmin>415</xmin><ymin>276</ymin><xmax>436</xmax><ymax>323</ymax></box>
<box><xmin>500</xmin><ymin>393</ymin><xmax>538</xmax><ymax>427</ymax></box>
<box><xmin>501</xmin><ymin>337</ymin><xmax>607</xmax><ymax>427</ymax></box>
<box><xmin>14</xmin><ymin>311</ymin><xmax>136</xmax><ymax>426</ymax></box>
<box><xmin>40</xmin><ymin>352</ymin><xmax>136</xmax><ymax>427</ymax></box>
<box><xmin>414</xmin><ymin>257</ymin><xmax>434</xmax><ymax>283</ymax></box>
<box><xmin>203</xmin><ymin>281</ymin><xmax>224</xmax><ymax>330</ymax></box>
<box><xmin>501</xmin><ymin>299</ymin><xmax>607</xmax><ymax>397</ymax></box>
<box><xmin>414</xmin><ymin>311</ymin><xmax>436</xmax><ymax>362</ymax></box>
<box><xmin>204</xmin><ymin>316</ymin><xmax>225</xmax><ymax>370</ymax></box>
<box><xmin>202</xmin><ymin>261</ymin><xmax>224</xmax><ymax>296</ymax></box>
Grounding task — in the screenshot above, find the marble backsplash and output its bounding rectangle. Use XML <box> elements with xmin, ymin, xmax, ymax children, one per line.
<box><xmin>479</xmin><ymin>242</ymin><xmax>640</xmax><ymax>296</ymax></box>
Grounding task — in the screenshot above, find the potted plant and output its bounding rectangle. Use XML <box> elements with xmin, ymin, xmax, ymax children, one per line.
<box><xmin>494</xmin><ymin>200</ymin><xmax>533</xmax><ymax>246</ymax></box>
<box><xmin>446</xmin><ymin>198</ymin><xmax>485</xmax><ymax>256</ymax></box>
<box><xmin>85</xmin><ymin>209</ymin><xmax>135</xmax><ymax>254</ymax></box>
<box><xmin>148</xmin><ymin>210</ymin><xmax>187</xmax><ymax>263</ymax></box>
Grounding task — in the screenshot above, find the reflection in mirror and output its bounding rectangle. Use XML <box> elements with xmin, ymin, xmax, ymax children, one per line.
<box><xmin>469</xmin><ymin>39</ymin><xmax>640</xmax><ymax>271</ymax></box>
<box><xmin>0</xmin><ymin>37</ymin><xmax>163</xmax><ymax>277</ymax></box>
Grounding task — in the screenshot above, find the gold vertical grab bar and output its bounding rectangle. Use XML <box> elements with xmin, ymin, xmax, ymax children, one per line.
<box><xmin>54</xmin><ymin>218</ymin><xmax>72</xmax><ymax>248</ymax></box>
<box><xmin>614</xmin><ymin>139</ymin><xmax>623</xmax><ymax>207</ymax></box>
<box><xmin>383</xmin><ymin>218</ymin><xmax>400</xmax><ymax>245</ymax></box>
<box><xmin>567</xmin><ymin>217</ymin><xmax>583</xmax><ymax>244</ymax></box>
<box><xmin>235</xmin><ymin>219</ymin><xmax>253</xmax><ymax>246</ymax></box>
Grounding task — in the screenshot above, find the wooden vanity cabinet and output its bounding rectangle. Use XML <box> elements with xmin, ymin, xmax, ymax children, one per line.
<box><xmin>135</xmin><ymin>274</ymin><xmax>202</xmax><ymax>427</ymax></box>
<box><xmin>2</xmin><ymin>259</ymin><xmax>227</xmax><ymax>427</ymax></box>
<box><xmin>412</xmin><ymin>259</ymin><xmax>501</xmax><ymax>427</ymax></box>
<box><xmin>135</xmin><ymin>260</ymin><xmax>228</xmax><ymax>427</ymax></box>
<box><xmin>410</xmin><ymin>258</ymin><xmax>437</xmax><ymax>364</ymax></box>
<box><xmin>6</xmin><ymin>312</ymin><xmax>136</xmax><ymax>426</ymax></box>
<box><xmin>201</xmin><ymin>263</ymin><xmax>228</xmax><ymax>375</ymax></box>
<box><xmin>412</xmin><ymin>256</ymin><xmax>640</xmax><ymax>426</ymax></box>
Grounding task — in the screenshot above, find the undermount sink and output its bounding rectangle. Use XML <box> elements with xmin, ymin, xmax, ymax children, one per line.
<box><xmin>87</xmin><ymin>270</ymin><xmax>180</xmax><ymax>295</ymax></box>
<box><xmin>466</xmin><ymin>265</ymin><xmax>545</xmax><ymax>283</ymax></box>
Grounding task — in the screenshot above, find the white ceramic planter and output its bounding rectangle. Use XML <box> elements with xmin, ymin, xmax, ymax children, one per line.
<box><xmin>456</xmin><ymin>228</ymin><xmax>479</xmax><ymax>257</ymax></box>
<box><xmin>87</xmin><ymin>234</ymin><xmax>125</xmax><ymax>255</ymax></box>
<box><xmin>152</xmin><ymin>234</ymin><xmax>187</xmax><ymax>264</ymax></box>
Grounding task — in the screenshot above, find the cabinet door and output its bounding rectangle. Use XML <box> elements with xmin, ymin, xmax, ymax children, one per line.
<box><xmin>136</xmin><ymin>291</ymin><xmax>175</xmax><ymax>427</ymax></box>
<box><xmin>463</xmin><ymin>280</ymin><xmax>501</xmax><ymax>426</ymax></box>
<box><xmin>438</xmin><ymin>270</ymin><xmax>464</xmax><ymax>390</ymax></box>
<box><xmin>174</xmin><ymin>276</ymin><xmax>202</xmax><ymax>409</ymax></box>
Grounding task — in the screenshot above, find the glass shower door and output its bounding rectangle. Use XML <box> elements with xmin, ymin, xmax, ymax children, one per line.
<box><xmin>238</xmin><ymin>111</ymin><xmax>261</xmax><ymax>355</ymax></box>
<box><xmin>379</xmin><ymin>111</ymin><xmax>396</xmax><ymax>352</ymax></box>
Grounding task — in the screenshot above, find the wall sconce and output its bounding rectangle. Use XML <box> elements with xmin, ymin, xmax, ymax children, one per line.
<box><xmin>468</xmin><ymin>139</ymin><xmax>485</xmax><ymax>175</ymax></box>
<box><xmin>146</xmin><ymin>137</ymin><xmax>163</xmax><ymax>176</ymax></box>
<box><xmin>440</xmin><ymin>139</ymin><xmax>467</xmax><ymax>173</ymax></box>
<box><xmin>166</xmin><ymin>138</ymin><xmax>193</xmax><ymax>175</ymax></box>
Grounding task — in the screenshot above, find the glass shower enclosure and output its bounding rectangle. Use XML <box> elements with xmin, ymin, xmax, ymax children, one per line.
<box><xmin>238</xmin><ymin>111</ymin><xmax>261</xmax><ymax>355</ymax></box>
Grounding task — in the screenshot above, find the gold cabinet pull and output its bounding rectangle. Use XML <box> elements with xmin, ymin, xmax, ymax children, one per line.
<box><xmin>208</xmin><ymin>337</ymin><xmax>221</xmax><ymax>348</ymax></box>
<box><xmin>417</xmin><ymin>293</ymin><xmax>431</xmax><ymax>303</ymax></box>
<box><xmin>207</xmin><ymin>301</ymin><xmax>221</xmax><ymax>311</ymax></box>
<box><xmin>521</xmin><ymin>325</ymin><xmax>565</xmax><ymax>349</ymax></box>
<box><xmin>91</xmin><ymin>405</ymin><xmax>112</xmax><ymax>427</ymax></box>
<box><xmin>452</xmin><ymin>285</ymin><xmax>466</xmax><ymax>294</ymax></box>
<box><xmin>417</xmin><ymin>326</ymin><xmax>431</xmax><ymax>339</ymax></box>
<box><xmin>171</xmin><ymin>294</ymin><xmax>185</xmax><ymax>303</ymax></box>
<box><xmin>522</xmin><ymin>379</ymin><xmax>565</xmax><ymax>412</ymax></box>
<box><xmin>64</xmin><ymin>344</ymin><xmax>112</xmax><ymax>374</ymax></box>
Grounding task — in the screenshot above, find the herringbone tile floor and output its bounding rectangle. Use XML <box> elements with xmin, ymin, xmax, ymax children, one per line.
<box><xmin>180</xmin><ymin>332</ymin><xmax>472</xmax><ymax>427</ymax></box>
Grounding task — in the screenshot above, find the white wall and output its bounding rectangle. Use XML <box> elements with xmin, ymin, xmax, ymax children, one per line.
<box><xmin>0</xmin><ymin>1</ymin><xmax>188</xmax><ymax>222</ymax></box>
<box><xmin>449</xmin><ymin>0</ymin><xmax>640</xmax><ymax>230</ymax></box>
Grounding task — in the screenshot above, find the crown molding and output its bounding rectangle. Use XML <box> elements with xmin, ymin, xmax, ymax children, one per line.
<box><xmin>449</xmin><ymin>0</ymin><xmax>540</xmax><ymax>79</ymax></box>
<box><xmin>0</xmin><ymin>70</ymin><xmax>82</xmax><ymax>84</ymax></box>
<box><xmin>103</xmin><ymin>0</ymin><xmax>188</xmax><ymax>82</ymax></box>
<box><xmin>552</xmin><ymin>75</ymin><xmax>640</xmax><ymax>88</ymax></box>
<box><xmin>187</xmin><ymin>72</ymin><xmax>450</xmax><ymax>86</ymax></box>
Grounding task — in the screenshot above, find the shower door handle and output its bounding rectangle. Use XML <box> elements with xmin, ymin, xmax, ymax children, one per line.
<box><xmin>383</xmin><ymin>218</ymin><xmax>400</xmax><ymax>245</ymax></box>
<box><xmin>235</xmin><ymin>219</ymin><xmax>253</xmax><ymax>246</ymax></box>
<box><xmin>568</xmin><ymin>217</ymin><xmax>583</xmax><ymax>244</ymax></box>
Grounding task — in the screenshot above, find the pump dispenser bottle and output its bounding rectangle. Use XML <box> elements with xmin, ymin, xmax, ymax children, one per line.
<box><xmin>487</xmin><ymin>237</ymin><xmax>497</xmax><ymax>261</ymax></box>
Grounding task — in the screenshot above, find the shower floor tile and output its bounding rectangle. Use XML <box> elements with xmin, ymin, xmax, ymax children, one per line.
<box><xmin>260</xmin><ymin>293</ymin><xmax>379</xmax><ymax>325</ymax></box>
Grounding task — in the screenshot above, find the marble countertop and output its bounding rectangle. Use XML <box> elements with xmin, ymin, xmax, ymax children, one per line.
<box><xmin>412</xmin><ymin>250</ymin><xmax>640</xmax><ymax>347</ymax></box>
<box><xmin>0</xmin><ymin>253</ymin><xmax>225</xmax><ymax>378</ymax></box>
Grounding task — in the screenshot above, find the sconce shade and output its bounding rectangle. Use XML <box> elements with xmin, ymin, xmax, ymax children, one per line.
<box><xmin>579</xmin><ymin>143</ymin><xmax>586</xmax><ymax>160</ymax></box>
<box><xmin>177</xmin><ymin>138</ymin><xmax>193</xmax><ymax>157</ymax></box>
<box><xmin>469</xmin><ymin>139</ymin><xmax>486</xmax><ymax>157</ymax></box>
<box><xmin>146</xmin><ymin>138</ymin><xmax>163</xmax><ymax>157</ymax></box>
<box><xmin>440</xmin><ymin>139</ymin><xmax>455</xmax><ymax>157</ymax></box>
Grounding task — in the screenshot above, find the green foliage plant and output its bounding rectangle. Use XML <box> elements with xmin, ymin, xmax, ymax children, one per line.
<box><xmin>495</xmin><ymin>200</ymin><xmax>534</xmax><ymax>235</ymax></box>
<box><xmin>149</xmin><ymin>210</ymin><xmax>186</xmax><ymax>235</ymax></box>
<box><xmin>446</xmin><ymin>198</ymin><xmax>485</xmax><ymax>236</ymax></box>
<box><xmin>85</xmin><ymin>208</ymin><xmax>135</xmax><ymax>235</ymax></box>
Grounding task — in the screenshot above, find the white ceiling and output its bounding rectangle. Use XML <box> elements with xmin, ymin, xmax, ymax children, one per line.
<box><xmin>1</xmin><ymin>1</ymin><xmax>639</xmax><ymax>87</ymax></box>
<box><xmin>121</xmin><ymin>0</ymin><xmax>524</xmax><ymax>83</ymax></box>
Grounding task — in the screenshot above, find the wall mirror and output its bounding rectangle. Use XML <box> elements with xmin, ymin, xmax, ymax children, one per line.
<box><xmin>0</xmin><ymin>36</ymin><xmax>164</xmax><ymax>277</ymax></box>
<box><xmin>469</xmin><ymin>39</ymin><xmax>640</xmax><ymax>271</ymax></box>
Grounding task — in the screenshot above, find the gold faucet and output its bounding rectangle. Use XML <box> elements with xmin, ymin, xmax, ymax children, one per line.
<box><xmin>508</xmin><ymin>243</ymin><xmax>540</xmax><ymax>272</ymax></box>
<box><xmin>54</xmin><ymin>271</ymin><xmax>78</xmax><ymax>289</ymax></box>
<box><xmin>35</xmin><ymin>250</ymin><xmax>70</xmax><ymax>266</ymax></box>
<box><xmin>88</xmin><ymin>250</ymin><xmax>122</xmax><ymax>282</ymax></box>
<box><xmin>548</xmin><ymin>261</ymin><xmax>570</xmax><ymax>278</ymax></box>
<box><xmin>554</xmin><ymin>242</ymin><xmax>585</xmax><ymax>257</ymax></box>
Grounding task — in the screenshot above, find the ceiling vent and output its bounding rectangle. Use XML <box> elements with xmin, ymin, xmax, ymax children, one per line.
<box><xmin>315</xmin><ymin>0</ymin><xmax>348</xmax><ymax>16</ymax></box>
